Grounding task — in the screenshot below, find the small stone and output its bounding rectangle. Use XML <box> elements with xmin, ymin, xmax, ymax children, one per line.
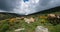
<box><xmin>14</xmin><ymin>28</ymin><xmax>25</xmax><ymax>32</ymax></box>
<box><xmin>35</xmin><ymin>26</ymin><xmax>49</xmax><ymax>32</ymax></box>
<box><xmin>57</xmin><ymin>15</ymin><xmax>60</xmax><ymax>18</ymax></box>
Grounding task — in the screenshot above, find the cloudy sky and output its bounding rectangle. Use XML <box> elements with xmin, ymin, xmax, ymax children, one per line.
<box><xmin>0</xmin><ymin>0</ymin><xmax>60</xmax><ymax>15</ymax></box>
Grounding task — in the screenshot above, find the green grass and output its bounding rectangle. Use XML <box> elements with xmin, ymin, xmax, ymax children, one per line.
<box><xmin>0</xmin><ymin>11</ymin><xmax>60</xmax><ymax>32</ymax></box>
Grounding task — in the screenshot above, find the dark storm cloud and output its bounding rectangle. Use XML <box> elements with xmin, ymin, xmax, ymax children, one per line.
<box><xmin>40</xmin><ymin>0</ymin><xmax>50</xmax><ymax>6</ymax></box>
<box><xmin>36</xmin><ymin>0</ymin><xmax>60</xmax><ymax>11</ymax></box>
<box><xmin>0</xmin><ymin>0</ymin><xmax>17</xmax><ymax>11</ymax></box>
<box><xmin>0</xmin><ymin>0</ymin><xmax>60</xmax><ymax>15</ymax></box>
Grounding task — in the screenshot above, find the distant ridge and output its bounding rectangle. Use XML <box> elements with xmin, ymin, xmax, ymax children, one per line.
<box><xmin>28</xmin><ymin>6</ymin><xmax>60</xmax><ymax>15</ymax></box>
<box><xmin>0</xmin><ymin>6</ymin><xmax>60</xmax><ymax>16</ymax></box>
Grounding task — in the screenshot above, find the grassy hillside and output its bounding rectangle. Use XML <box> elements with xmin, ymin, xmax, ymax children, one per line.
<box><xmin>0</xmin><ymin>7</ymin><xmax>60</xmax><ymax>32</ymax></box>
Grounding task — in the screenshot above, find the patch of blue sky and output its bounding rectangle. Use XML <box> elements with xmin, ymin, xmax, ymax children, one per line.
<box><xmin>23</xmin><ymin>0</ymin><xmax>29</xmax><ymax>2</ymax></box>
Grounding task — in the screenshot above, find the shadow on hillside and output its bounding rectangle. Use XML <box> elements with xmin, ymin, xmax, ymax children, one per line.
<box><xmin>40</xmin><ymin>6</ymin><xmax>60</xmax><ymax>14</ymax></box>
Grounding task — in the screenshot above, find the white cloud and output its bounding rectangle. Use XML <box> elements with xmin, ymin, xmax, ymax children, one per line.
<box><xmin>0</xmin><ymin>10</ymin><xmax>8</xmax><ymax>12</ymax></box>
<box><xmin>13</xmin><ymin>0</ymin><xmax>39</xmax><ymax>15</ymax></box>
<box><xmin>0</xmin><ymin>0</ymin><xmax>60</xmax><ymax>15</ymax></box>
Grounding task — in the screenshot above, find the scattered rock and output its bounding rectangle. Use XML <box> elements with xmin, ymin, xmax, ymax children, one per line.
<box><xmin>14</xmin><ymin>28</ymin><xmax>25</xmax><ymax>32</ymax></box>
<box><xmin>56</xmin><ymin>14</ymin><xmax>60</xmax><ymax>18</ymax></box>
<box><xmin>47</xmin><ymin>14</ymin><xmax>60</xmax><ymax>25</ymax></box>
<box><xmin>24</xmin><ymin>17</ymin><xmax>35</xmax><ymax>24</ymax></box>
<box><xmin>35</xmin><ymin>26</ymin><xmax>49</xmax><ymax>32</ymax></box>
<box><xmin>48</xmin><ymin>14</ymin><xmax>56</xmax><ymax>18</ymax></box>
